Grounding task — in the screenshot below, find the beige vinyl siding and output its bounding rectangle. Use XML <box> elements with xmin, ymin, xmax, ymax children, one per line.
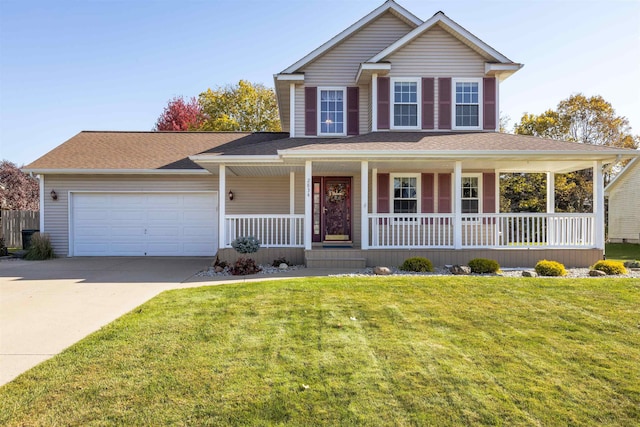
<box><xmin>43</xmin><ymin>174</ymin><xmax>217</xmax><ymax>257</ymax></box>
<box><xmin>387</xmin><ymin>26</ymin><xmax>486</xmax><ymax>129</ymax></box>
<box><xmin>225</xmin><ymin>176</ymin><xmax>292</xmax><ymax>215</ymax></box>
<box><xmin>295</xmin><ymin>11</ymin><xmax>412</xmax><ymax>136</ymax></box>
<box><xmin>358</xmin><ymin>84</ymin><xmax>369</xmax><ymax>134</ymax></box>
<box><xmin>608</xmin><ymin>166</ymin><xmax>640</xmax><ymax>243</ymax></box>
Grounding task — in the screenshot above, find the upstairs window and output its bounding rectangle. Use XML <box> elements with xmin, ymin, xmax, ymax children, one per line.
<box><xmin>318</xmin><ymin>88</ymin><xmax>345</xmax><ymax>135</ymax></box>
<box><xmin>453</xmin><ymin>78</ymin><xmax>482</xmax><ymax>129</ymax></box>
<box><xmin>392</xmin><ymin>79</ymin><xmax>420</xmax><ymax>129</ymax></box>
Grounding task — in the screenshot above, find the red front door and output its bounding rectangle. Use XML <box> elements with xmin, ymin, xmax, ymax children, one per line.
<box><xmin>312</xmin><ymin>177</ymin><xmax>352</xmax><ymax>242</ymax></box>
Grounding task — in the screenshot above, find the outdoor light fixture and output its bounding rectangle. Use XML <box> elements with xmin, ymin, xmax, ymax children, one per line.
<box><xmin>228</xmin><ymin>190</ymin><xmax>234</xmax><ymax>201</ymax></box>
<box><xmin>50</xmin><ymin>189</ymin><xmax>58</xmax><ymax>200</ymax></box>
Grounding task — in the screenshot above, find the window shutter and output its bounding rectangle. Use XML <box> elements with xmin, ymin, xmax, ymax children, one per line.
<box><xmin>422</xmin><ymin>78</ymin><xmax>435</xmax><ymax>130</ymax></box>
<box><xmin>347</xmin><ymin>86</ymin><xmax>359</xmax><ymax>135</ymax></box>
<box><xmin>438</xmin><ymin>78</ymin><xmax>451</xmax><ymax>130</ymax></box>
<box><xmin>377</xmin><ymin>77</ymin><xmax>390</xmax><ymax>130</ymax></box>
<box><xmin>482</xmin><ymin>172</ymin><xmax>496</xmax><ymax>213</ymax></box>
<box><xmin>483</xmin><ymin>77</ymin><xmax>497</xmax><ymax>130</ymax></box>
<box><xmin>305</xmin><ymin>87</ymin><xmax>317</xmax><ymax>136</ymax></box>
<box><xmin>438</xmin><ymin>173</ymin><xmax>451</xmax><ymax>213</ymax></box>
<box><xmin>421</xmin><ymin>173</ymin><xmax>434</xmax><ymax>213</ymax></box>
<box><xmin>377</xmin><ymin>173</ymin><xmax>390</xmax><ymax>213</ymax></box>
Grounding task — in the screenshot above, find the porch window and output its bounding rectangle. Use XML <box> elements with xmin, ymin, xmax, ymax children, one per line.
<box><xmin>453</xmin><ymin>78</ymin><xmax>482</xmax><ymax>129</ymax></box>
<box><xmin>392</xmin><ymin>79</ymin><xmax>420</xmax><ymax>129</ymax></box>
<box><xmin>462</xmin><ymin>174</ymin><xmax>481</xmax><ymax>213</ymax></box>
<box><xmin>392</xmin><ymin>175</ymin><xmax>419</xmax><ymax>213</ymax></box>
<box><xmin>318</xmin><ymin>88</ymin><xmax>345</xmax><ymax>135</ymax></box>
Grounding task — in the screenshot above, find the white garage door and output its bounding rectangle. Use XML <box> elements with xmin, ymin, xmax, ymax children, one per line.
<box><xmin>71</xmin><ymin>192</ymin><xmax>217</xmax><ymax>256</ymax></box>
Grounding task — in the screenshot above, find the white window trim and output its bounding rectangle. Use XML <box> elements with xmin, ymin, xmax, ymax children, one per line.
<box><xmin>317</xmin><ymin>86</ymin><xmax>347</xmax><ymax>136</ymax></box>
<box><xmin>390</xmin><ymin>77</ymin><xmax>421</xmax><ymax>130</ymax></box>
<box><xmin>390</xmin><ymin>173</ymin><xmax>421</xmax><ymax>214</ymax></box>
<box><xmin>461</xmin><ymin>173</ymin><xmax>483</xmax><ymax>215</ymax></box>
<box><xmin>452</xmin><ymin>78</ymin><xmax>483</xmax><ymax>130</ymax></box>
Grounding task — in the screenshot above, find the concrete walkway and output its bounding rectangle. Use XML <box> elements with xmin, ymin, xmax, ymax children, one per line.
<box><xmin>0</xmin><ymin>257</ymin><xmax>350</xmax><ymax>386</ymax></box>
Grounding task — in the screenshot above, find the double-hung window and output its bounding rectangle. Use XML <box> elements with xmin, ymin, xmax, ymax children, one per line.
<box><xmin>392</xmin><ymin>175</ymin><xmax>419</xmax><ymax>214</ymax></box>
<box><xmin>318</xmin><ymin>88</ymin><xmax>345</xmax><ymax>136</ymax></box>
<box><xmin>391</xmin><ymin>79</ymin><xmax>420</xmax><ymax>129</ymax></box>
<box><xmin>452</xmin><ymin>78</ymin><xmax>482</xmax><ymax>130</ymax></box>
<box><xmin>461</xmin><ymin>174</ymin><xmax>481</xmax><ymax>214</ymax></box>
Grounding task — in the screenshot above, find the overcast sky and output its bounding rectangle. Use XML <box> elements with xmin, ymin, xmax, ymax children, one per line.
<box><xmin>1</xmin><ymin>0</ymin><xmax>638</xmax><ymax>166</ymax></box>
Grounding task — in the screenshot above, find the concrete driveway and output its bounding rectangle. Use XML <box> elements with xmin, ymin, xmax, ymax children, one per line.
<box><xmin>0</xmin><ymin>257</ymin><xmax>215</xmax><ymax>386</ymax></box>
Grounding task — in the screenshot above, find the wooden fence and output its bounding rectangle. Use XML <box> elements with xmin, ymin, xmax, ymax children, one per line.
<box><xmin>0</xmin><ymin>210</ymin><xmax>40</xmax><ymax>248</ymax></box>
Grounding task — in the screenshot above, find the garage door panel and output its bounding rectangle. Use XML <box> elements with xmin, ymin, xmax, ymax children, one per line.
<box><xmin>72</xmin><ymin>192</ymin><xmax>217</xmax><ymax>256</ymax></box>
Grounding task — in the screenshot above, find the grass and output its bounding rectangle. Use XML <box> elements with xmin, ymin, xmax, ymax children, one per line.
<box><xmin>1</xmin><ymin>276</ymin><xmax>639</xmax><ymax>426</ymax></box>
<box><xmin>606</xmin><ymin>243</ymin><xmax>640</xmax><ymax>262</ymax></box>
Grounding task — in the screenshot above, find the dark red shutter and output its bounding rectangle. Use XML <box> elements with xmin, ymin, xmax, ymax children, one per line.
<box><xmin>305</xmin><ymin>87</ymin><xmax>317</xmax><ymax>136</ymax></box>
<box><xmin>482</xmin><ymin>172</ymin><xmax>496</xmax><ymax>213</ymax></box>
<box><xmin>421</xmin><ymin>173</ymin><xmax>434</xmax><ymax>213</ymax></box>
<box><xmin>377</xmin><ymin>173</ymin><xmax>390</xmax><ymax>213</ymax></box>
<box><xmin>422</xmin><ymin>78</ymin><xmax>435</xmax><ymax>130</ymax></box>
<box><xmin>377</xmin><ymin>77</ymin><xmax>390</xmax><ymax>130</ymax></box>
<box><xmin>347</xmin><ymin>86</ymin><xmax>359</xmax><ymax>135</ymax></box>
<box><xmin>483</xmin><ymin>77</ymin><xmax>496</xmax><ymax>130</ymax></box>
<box><xmin>438</xmin><ymin>173</ymin><xmax>451</xmax><ymax>213</ymax></box>
<box><xmin>438</xmin><ymin>78</ymin><xmax>451</xmax><ymax>130</ymax></box>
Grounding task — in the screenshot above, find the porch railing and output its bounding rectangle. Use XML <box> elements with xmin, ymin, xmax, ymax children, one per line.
<box><xmin>224</xmin><ymin>215</ymin><xmax>305</xmax><ymax>248</ymax></box>
<box><xmin>368</xmin><ymin>213</ymin><xmax>595</xmax><ymax>249</ymax></box>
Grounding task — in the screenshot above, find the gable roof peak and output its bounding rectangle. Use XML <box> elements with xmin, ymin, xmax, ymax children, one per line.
<box><xmin>279</xmin><ymin>0</ymin><xmax>422</xmax><ymax>74</ymax></box>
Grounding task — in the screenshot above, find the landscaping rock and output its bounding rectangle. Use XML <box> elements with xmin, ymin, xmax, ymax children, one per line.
<box><xmin>631</xmin><ymin>268</ymin><xmax>640</xmax><ymax>272</ymax></box>
<box><xmin>522</xmin><ymin>271</ymin><xmax>538</xmax><ymax>277</ymax></box>
<box><xmin>279</xmin><ymin>263</ymin><xmax>289</xmax><ymax>269</ymax></box>
<box><xmin>589</xmin><ymin>269</ymin><xmax>607</xmax><ymax>277</ymax></box>
<box><xmin>214</xmin><ymin>266</ymin><xmax>224</xmax><ymax>273</ymax></box>
<box><xmin>373</xmin><ymin>266</ymin><xmax>391</xmax><ymax>275</ymax></box>
<box><xmin>450</xmin><ymin>265</ymin><xmax>471</xmax><ymax>275</ymax></box>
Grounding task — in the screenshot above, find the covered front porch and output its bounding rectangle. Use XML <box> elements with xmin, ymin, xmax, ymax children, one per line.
<box><xmin>195</xmin><ymin>154</ymin><xmax>606</xmax><ymax>268</ymax></box>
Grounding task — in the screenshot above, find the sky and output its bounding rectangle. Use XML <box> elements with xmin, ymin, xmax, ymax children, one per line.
<box><xmin>0</xmin><ymin>0</ymin><xmax>638</xmax><ymax>166</ymax></box>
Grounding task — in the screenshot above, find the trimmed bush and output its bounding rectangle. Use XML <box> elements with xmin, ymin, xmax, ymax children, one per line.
<box><xmin>231</xmin><ymin>257</ymin><xmax>261</xmax><ymax>275</ymax></box>
<box><xmin>591</xmin><ymin>260</ymin><xmax>626</xmax><ymax>275</ymax></box>
<box><xmin>468</xmin><ymin>258</ymin><xmax>500</xmax><ymax>274</ymax></box>
<box><xmin>623</xmin><ymin>260</ymin><xmax>640</xmax><ymax>269</ymax></box>
<box><xmin>534</xmin><ymin>260</ymin><xmax>566</xmax><ymax>277</ymax></box>
<box><xmin>0</xmin><ymin>237</ymin><xmax>7</xmax><ymax>256</ymax></box>
<box><xmin>399</xmin><ymin>257</ymin><xmax>433</xmax><ymax>273</ymax></box>
<box><xmin>231</xmin><ymin>236</ymin><xmax>261</xmax><ymax>254</ymax></box>
<box><xmin>24</xmin><ymin>232</ymin><xmax>55</xmax><ymax>260</ymax></box>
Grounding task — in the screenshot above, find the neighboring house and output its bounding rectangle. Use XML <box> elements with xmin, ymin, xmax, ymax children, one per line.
<box><xmin>605</xmin><ymin>158</ymin><xmax>640</xmax><ymax>244</ymax></box>
<box><xmin>23</xmin><ymin>1</ymin><xmax>639</xmax><ymax>267</ymax></box>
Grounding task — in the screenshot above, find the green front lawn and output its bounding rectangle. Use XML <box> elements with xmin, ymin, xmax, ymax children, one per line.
<box><xmin>606</xmin><ymin>243</ymin><xmax>640</xmax><ymax>262</ymax></box>
<box><xmin>2</xmin><ymin>277</ymin><xmax>639</xmax><ymax>426</ymax></box>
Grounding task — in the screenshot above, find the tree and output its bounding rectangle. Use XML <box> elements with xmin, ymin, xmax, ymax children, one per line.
<box><xmin>509</xmin><ymin>94</ymin><xmax>639</xmax><ymax>212</ymax></box>
<box><xmin>0</xmin><ymin>160</ymin><xmax>39</xmax><ymax>210</ymax></box>
<box><xmin>154</xmin><ymin>96</ymin><xmax>204</xmax><ymax>131</ymax></box>
<box><xmin>198</xmin><ymin>80</ymin><xmax>281</xmax><ymax>132</ymax></box>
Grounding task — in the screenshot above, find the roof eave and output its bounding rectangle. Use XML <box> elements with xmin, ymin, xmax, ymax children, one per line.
<box><xmin>21</xmin><ymin>168</ymin><xmax>212</xmax><ymax>175</ymax></box>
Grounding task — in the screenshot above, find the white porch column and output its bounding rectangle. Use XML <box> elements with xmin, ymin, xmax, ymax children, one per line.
<box><xmin>361</xmin><ymin>161</ymin><xmax>369</xmax><ymax>250</ymax></box>
<box><xmin>218</xmin><ymin>164</ymin><xmax>226</xmax><ymax>249</ymax></box>
<box><xmin>371</xmin><ymin>168</ymin><xmax>378</xmax><ymax>213</ymax></box>
<box><xmin>290</xmin><ymin>171</ymin><xmax>296</xmax><ymax>245</ymax></box>
<box><xmin>546</xmin><ymin>172</ymin><xmax>555</xmax><ymax>213</ymax></box>
<box><xmin>453</xmin><ymin>161</ymin><xmax>462</xmax><ymax>249</ymax></box>
<box><xmin>546</xmin><ymin>172</ymin><xmax>556</xmax><ymax>246</ymax></box>
<box><xmin>594</xmin><ymin>161</ymin><xmax>605</xmax><ymax>249</ymax></box>
<box><xmin>38</xmin><ymin>174</ymin><xmax>45</xmax><ymax>232</ymax></box>
<box><xmin>289</xmin><ymin>83</ymin><xmax>296</xmax><ymax>138</ymax></box>
<box><xmin>304</xmin><ymin>160</ymin><xmax>312</xmax><ymax>250</ymax></box>
<box><xmin>372</xmin><ymin>73</ymin><xmax>378</xmax><ymax>132</ymax></box>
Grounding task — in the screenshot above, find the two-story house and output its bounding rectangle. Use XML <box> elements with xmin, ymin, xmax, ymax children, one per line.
<box><xmin>24</xmin><ymin>1</ymin><xmax>639</xmax><ymax>267</ymax></box>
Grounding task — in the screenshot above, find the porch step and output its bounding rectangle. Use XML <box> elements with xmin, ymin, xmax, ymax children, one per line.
<box><xmin>305</xmin><ymin>249</ymin><xmax>366</xmax><ymax>269</ymax></box>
